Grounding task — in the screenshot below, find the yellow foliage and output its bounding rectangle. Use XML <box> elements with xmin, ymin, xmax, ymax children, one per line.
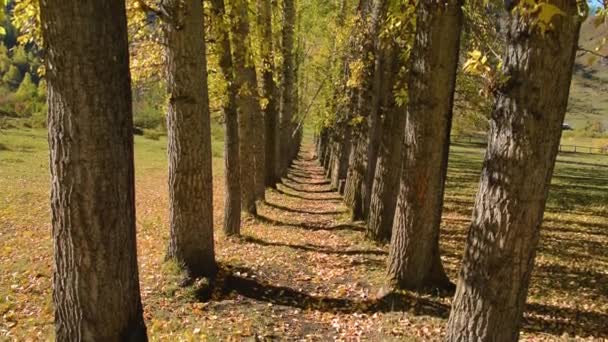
<box><xmin>462</xmin><ymin>50</ymin><xmax>491</xmax><ymax>76</ymax></box>
<box><xmin>515</xmin><ymin>0</ymin><xmax>566</xmax><ymax>35</ymax></box>
<box><xmin>346</xmin><ymin>59</ymin><xmax>364</xmax><ymax>89</ymax></box>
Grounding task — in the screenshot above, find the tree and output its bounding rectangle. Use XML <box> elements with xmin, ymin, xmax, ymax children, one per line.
<box><xmin>446</xmin><ymin>1</ymin><xmax>586</xmax><ymax>340</ymax></box>
<box><xmin>210</xmin><ymin>0</ymin><xmax>242</xmax><ymax>236</ymax></box>
<box><xmin>163</xmin><ymin>0</ymin><xmax>217</xmax><ymax>278</ymax></box>
<box><xmin>15</xmin><ymin>71</ymin><xmax>35</xmax><ymax>99</ymax></box>
<box><xmin>387</xmin><ymin>0</ymin><xmax>463</xmax><ymax>291</ymax></box>
<box><xmin>40</xmin><ymin>0</ymin><xmax>147</xmax><ymax>339</ymax></box>
<box><xmin>279</xmin><ymin>0</ymin><xmax>296</xmax><ymax>177</ymax></box>
<box><xmin>230</xmin><ymin>0</ymin><xmax>264</xmax><ymax>212</ymax></box>
<box><xmin>342</xmin><ymin>0</ymin><xmax>372</xmax><ymax>221</ymax></box>
<box><xmin>367</xmin><ymin>41</ymin><xmax>408</xmax><ymax>242</ymax></box>
<box><xmin>360</xmin><ymin>0</ymin><xmax>388</xmax><ymax>219</ymax></box>
<box><xmin>2</xmin><ymin>64</ymin><xmax>21</xmax><ymax>88</ymax></box>
<box><xmin>257</xmin><ymin>0</ymin><xmax>280</xmax><ymax>188</ymax></box>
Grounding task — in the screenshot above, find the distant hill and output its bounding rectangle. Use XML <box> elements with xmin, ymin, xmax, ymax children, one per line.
<box><xmin>567</xmin><ymin>17</ymin><xmax>608</xmax><ymax>130</ymax></box>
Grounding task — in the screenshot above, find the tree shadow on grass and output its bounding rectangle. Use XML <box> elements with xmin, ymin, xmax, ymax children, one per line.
<box><xmin>241</xmin><ymin>235</ymin><xmax>386</xmax><ymax>256</ymax></box>
<box><xmin>197</xmin><ymin>265</ymin><xmax>449</xmax><ymax>317</ymax></box>
<box><xmin>190</xmin><ymin>264</ymin><xmax>608</xmax><ymax>339</ymax></box>
<box><xmin>523</xmin><ymin>302</ymin><xmax>608</xmax><ymax>338</ymax></box>
<box><xmin>285</xmin><ymin>175</ymin><xmax>330</xmax><ymax>185</ymax></box>
<box><xmin>264</xmin><ymin>201</ymin><xmax>346</xmax><ymax>215</ymax></box>
<box><xmin>289</xmin><ymin>164</ymin><xmax>326</xmax><ymax>175</ymax></box>
<box><xmin>280</xmin><ymin>181</ymin><xmax>335</xmax><ymax>194</ymax></box>
<box><xmin>254</xmin><ymin>213</ymin><xmax>365</xmax><ymax>232</ymax></box>
<box><xmin>274</xmin><ymin>187</ymin><xmax>342</xmax><ymax>201</ymax></box>
<box><xmin>543</xmin><ymin>218</ymin><xmax>608</xmax><ymax>238</ymax></box>
<box><xmin>287</xmin><ymin>171</ymin><xmax>320</xmax><ymax>180</ymax></box>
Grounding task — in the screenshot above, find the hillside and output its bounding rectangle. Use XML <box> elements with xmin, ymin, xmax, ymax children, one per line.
<box><xmin>567</xmin><ymin>17</ymin><xmax>608</xmax><ymax>131</ymax></box>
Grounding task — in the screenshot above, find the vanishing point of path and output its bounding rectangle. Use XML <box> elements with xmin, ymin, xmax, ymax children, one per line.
<box><xmin>206</xmin><ymin>142</ymin><xmax>450</xmax><ymax>340</ymax></box>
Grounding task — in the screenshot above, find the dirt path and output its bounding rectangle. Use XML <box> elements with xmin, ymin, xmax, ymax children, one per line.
<box><xmin>198</xmin><ymin>142</ymin><xmax>449</xmax><ymax>340</ymax></box>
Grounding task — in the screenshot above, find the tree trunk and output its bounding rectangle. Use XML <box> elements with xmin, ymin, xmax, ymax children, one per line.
<box><xmin>446</xmin><ymin>2</ymin><xmax>584</xmax><ymax>340</ymax></box>
<box><xmin>342</xmin><ymin>0</ymin><xmax>374</xmax><ymax>221</ymax></box>
<box><xmin>279</xmin><ymin>0</ymin><xmax>296</xmax><ymax>176</ymax></box>
<box><xmin>317</xmin><ymin>129</ymin><xmax>328</xmax><ymax>165</ymax></box>
<box><xmin>361</xmin><ymin>0</ymin><xmax>387</xmax><ymax>219</ymax></box>
<box><xmin>230</xmin><ymin>0</ymin><xmax>264</xmax><ymax>212</ymax></box>
<box><xmin>41</xmin><ymin>1</ymin><xmax>147</xmax><ymax>339</ymax></box>
<box><xmin>258</xmin><ymin>0</ymin><xmax>280</xmax><ymax>188</ymax></box>
<box><xmin>324</xmin><ymin>141</ymin><xmax>335</xmax><ymax>176</ymax></box>
<box><xmin>387</xmin><ymin>0</ymin><xmax>463</xmax><ymax>291</ymax></box>
<box><xmin>367</xmin><ymin>44</ymin><xmax>406</xmax><ymax>243</ymax></box>
<box><xmin>330</xmin><ymin>129</ymin><xmax>351</xmax><ymax>190</ymax></box>
<box><xmin>210</xmin><ymin>0</ymin><xmax>242</xmax><ymax>236</ymax></box>
<box><xmin>343</xmin><ymin>137</ymin><xmax>367</xmax><ymax>220</ymax></box>
<box><xmin>164</xmin><ymin>0</ymin><xmax>217</xmax><ymax>278</ymax></box>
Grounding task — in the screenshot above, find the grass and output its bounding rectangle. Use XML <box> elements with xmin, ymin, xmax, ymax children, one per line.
<box><xmin>1</xmin><ymin>128</ymin><xmax>607</xmax><ymax>340</ymax></box>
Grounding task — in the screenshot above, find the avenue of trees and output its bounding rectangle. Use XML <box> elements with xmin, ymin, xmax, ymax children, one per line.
<box><xmin>20</xmin><ymin>0</ymin><xmax>593</xmax><ymax>339</ymax></box>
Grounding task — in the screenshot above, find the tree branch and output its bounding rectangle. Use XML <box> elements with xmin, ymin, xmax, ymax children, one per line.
<box><xmin>577</xmin><ymin>46</ymin><xmax>608</xmax><ymax>59</ymax></box>
<box><xmin>135</xmin><ymin>0</ymin><xmax>172</xmax><ymax>24</ymax></box>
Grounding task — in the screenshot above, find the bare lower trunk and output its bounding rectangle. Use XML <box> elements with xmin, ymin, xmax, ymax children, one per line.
<box><xmin>446</xmin><ymin>2</ymin><xmax>583</xmax><ymax>340</ymax></box>
<box><xmin>360</xmin><ymin>0</ymin><xmax>387</xmax><ymax>219</ymax></box>
<box><xmin>344</xmin><ymin>137</ymin><xmax>367</xmax><ymax>220</ymax></box>
<box><xmin>231</xmin><ymin>0</ymin><xmax>263</xmax><ymax>213</ymax></box>
<box><xmin>164</xmin><ymin>0</ymin><xmax>217</xmax><ymax>278</ymax></box>
<box><xmin>330</xmin><ymin>130</ymin><xmax>351</xmax><ymax>191</ymax></box>
<box><xmin>258</xmin><ymin>0</ymin><xmax>280</xmax><ymax>188</ymax></box>
<box><xmin>279</xmin><ymin>0</ymin><xmax>296</xmax><ymax>177</ymax></box>
<box><xmin>210</xmin><ymin>0</ymin><xmax>242</xmax><ymax>236</ymax></box>
<box><xmin>387</xmin><ymin>0</ymin><xmax>463</xmax><ymax>291</ymax></box>
<box><xmin>41</xmin><ymin>1</ymin><xmax>147</xmax><ymax>339</ymax></box>
<box><xmin>367</xmin><ymin>44</ymin><xmax>405</xmax><ymax>242</ymax></box>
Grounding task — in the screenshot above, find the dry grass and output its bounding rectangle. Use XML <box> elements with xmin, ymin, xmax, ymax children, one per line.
<box><xmin>1</xmin><ymin>129</ymin><xmax>607</xmax><ymax>341</ymax></box>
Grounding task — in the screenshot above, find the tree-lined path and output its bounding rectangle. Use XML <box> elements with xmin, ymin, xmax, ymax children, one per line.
<box><xmin>4</xmin><ymin>0</ymin><xmax>608</xmax><ymax>340</ymax></box>
<box><xmin>149</xmin><ymin>139</ymin><xmax>605</xmax><ymax>340</ymax></box>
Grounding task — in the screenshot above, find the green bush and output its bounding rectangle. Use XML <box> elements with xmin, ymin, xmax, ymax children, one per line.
<box><xmin>133</xmin><ymin>84</ymin><xmax>166</xmax><ymax>130</ymax></box>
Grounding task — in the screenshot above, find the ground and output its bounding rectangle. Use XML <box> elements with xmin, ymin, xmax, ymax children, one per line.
<box><xmin>1</xmin><ymin>128</ymin><xmax>607</xmax><ymax>341</ymax></box>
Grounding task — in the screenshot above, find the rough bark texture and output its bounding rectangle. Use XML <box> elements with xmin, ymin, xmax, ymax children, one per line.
<box><xmin>231</xmin><ymin>0</ymin><xmax>263</xmax><ymax>212</ymax></box>
<box><xmin>41</xmin><ymin>0</ymin><xmax>147</xmax><ymax>339</ymax></box>
<box><xmin>330</xmin><ymin>131</ymin><xmax>351</xmax><ymax>191</ymax></box>
<box><xmin>258</xmin><ymin>0</ymin><xmax>280</xmax><ymax>188</ymax></box>
<box><xmin>446</xmin><ymin>2</ymin><xmax>583</xmax><ymax>340</ymax></box>
<box><xmin>360</xmin><ymin>0</ymin><xmax>387</xmax><ymax>219</ymax></box>
<box><xmin>387</xmin><ymin>0</ymin><xmax>463</xmax><ymax>291</ymax></box>
<box><xmin>164</xmin><ymin>0</ymin><xmax>217</xmax><ymax>277</ymax></box>
<box><xmin>343</xmin><ymin>137</ymin><xmax>367</xmax><ymax>220</ymax></box>
<box><xmin>342</xmin><ymin>0</ymin><xmax>373</xmax><ymax>221</ymax></box>
<box><xmin>211</xmin><ymin>0</ymin><xmax>242</xmax><ymax>236</ymax></box>
<box><xmin>317</xmin><ymin>130</ymin><xmax>328</xmax><ymax>165</ymax></box>
<box><xmin>279</xmin><ymin>0</ymin><xmax>296</xmax><ymax>177</ymax></box>
<box><xmin>367</xmin><ymin>45</ymin><xmax>405</xmax><ymax>242</ymax></box>
<box><xmin>324</xmin><ymin>142</ymin><xmax>335</xmax><ymax>177</ymax></box>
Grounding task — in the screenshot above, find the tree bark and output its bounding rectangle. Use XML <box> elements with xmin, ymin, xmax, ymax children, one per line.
<box><xmin>367</xmin><ymin>44</ymin><xmax>406</xmax><ymax>242</ymax></box>
<box><xmin>257</xmin><ymin>0</ymin><xmax>280</xmax><ymax>188</ymax></box>
<box><xmin>387</xmin><ymin>0</ymin><xmax>463</xmax><ymax>291</ymax></box>
<box><xmin>330</xmin><ymin>130</ymin><xmax>351</xmax><ymax>191</ymax></box>
<box><xmin>360</xmin><ymin>0</ymin><xmax>387</xmax><ymax>219</ymax></box>
<box><xmin>41</xmin><ymin>0</ymin><xmax>147</xmax><ymax>339</ymax></box>
<box><xmin>446</xmin><ymin>2</ymin><xmax>584</xmax><ymax>340</ymax></box>
<box><xmin>230</xmin><ymin>0</ymin><xmax>264</xmax><ymax>212</ymax></box>
<box><xmin>210</xmin><ymin>0</ymin><xmax>242</xmax><ymax>236</ymax></box>
<box><xmin>279</xmin><ymin>0</ymin><xmax>296</xmax><ymax>177</ymax></box>
<box><xmin>342</xmin><ymin>0</ymin><xmax>374</xmax><ymax>221</ymax></box>
<box><xmin>163</xmin><ymin>0</ymin><xmax>217</xmax><ymax>278</ymax></box>
<box><xmin>343</xmin><ymin>137</ymin><xmax>367</xmax><ymax>220</ymax></box>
